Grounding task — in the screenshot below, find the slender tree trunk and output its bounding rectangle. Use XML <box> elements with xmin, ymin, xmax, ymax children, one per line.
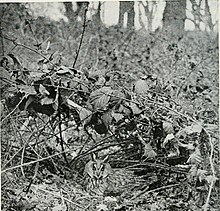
<box><xmin>141</xmin><ymin>1</ymin><xmax>157</xmax><ymax>32</ymax></box>
<box><xmin>138</xmin><ymin>2</ymin><xmax>146</xmax><ymax>30</ymax></box>
<box><xmin>118</xmin><ymin>1</ymin><xmax>135</xmax><ymax>29</ymax></box>
<box><xmin>204</xmin><ymin>0</ymin><xmax>214</xmax><ymax>31</ymax></box>
<box><xmin>93</xmin><ymin>1</ymin><xmax>102</xmax><ymax>25</ymax></box>
<box><xmin>118</xmin><ymin>2</ymin><xmax>125</xmax><ymax>27</ymax></box>
<box><xmin>127</xmin><ymin>1</ymin><xmax>135</xmax><ymax>28</ymax></box>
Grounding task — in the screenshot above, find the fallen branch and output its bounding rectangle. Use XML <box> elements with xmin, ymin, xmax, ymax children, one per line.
<box><xmin>1</xmin><ymin>148</ymin><xmax>71</xmax><ymax>173</ymax></box>
<box><xmin>131</xmin><ymin>183</ymin><xmax>180</xmax><ymax>200</ymax></box>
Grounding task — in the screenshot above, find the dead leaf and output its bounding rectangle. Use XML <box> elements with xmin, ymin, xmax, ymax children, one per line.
<box><xmin>197</xmin><ymin>169</ymin><xmax>207</xmax><ymax>182</ymax></box>
<box><xmin>129</xmin><ymin>102</ymin><xmax>142</xmax><ymax>114</ymax></box>
<box><xmin>143</xmin><ymin>143</ymin><xmax>157</xmax><ymax>159</ymax></box>
<box><xmin>39</xmin><ymin>84</ymin><xmax>50</xmax><ymax>96</ymax></box>
<box><xmin>163</xmin><ymin>121</ymin><xmax>174</xmax><ymax>134</ymax></box>
<box><xmin>134</xmin><ymin>78</ymin><xmax>149</xmax><ymax>94</ymax></box>
<box><xmin>205</xmin><ymin>175</ymin><xmax>218</xmax><ymax>184</ymax></box>
<box><xmin>79</xmin><ymin>107</ymin><xmax>92</xmax><ymax>126</ymax></box>
<box><xmin>97</xmin><ymin>203</ymin><xmax>108</xmax><ymax>211</ymax></box>
<box><xmin>18</xmin><ymin>85</ymin><xmax>36</xmax><ymax>95</ymax></box>
<box><xmin>41</xmin><ymin>97</ymin><xmax>54</xmax><ymax>105</ymax></box>
<box><xmin>52</xmin><ymin>204</ymin><xmax>67</xmax><ymax>211</ymax></box>
<box><xmin>112</xmin><ymin>112</ymin><xmax>124</xmax><ymax>122</ymax></box>
<box><xmin>187</xmin><ymin>147</ymin><xmax>203</xmax><ymax>164</ymax></box>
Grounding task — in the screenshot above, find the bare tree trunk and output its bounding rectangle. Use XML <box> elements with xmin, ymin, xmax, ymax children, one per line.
<box><xmin>118</xmin><ymin>2</ymin><xmax>124</xmax><ymax>27</ymax></box>
<box><xmin>127</xmin><ymin>1</ymin><xmax>135</xmax><ymax>28</ymax></box>
<box><xmin>189</xmin><ymin>0</ymin><xmax>203</xmax><ymax>30</ymax></box>
<box><xmin>204</xmin><ymin>0</ymin><xmax>214</xmax><ymax>31</ymax></box>
<box><xmin>141</xmin><ymin>1</ymin><xmax>157</xmax><ymax>32</ymax></box>
<box><xmin>138</xmin><ymin>2</ymin><xmax>146</xmax><ymax>30</ymax></box>
<box><xmin>118</xmin><ymin>1</ymin><xmax>135</xmax><ymax>29</ymax></box>
<box><xmin>63</xmin><ymin>2</ymin><xmax>75</xmax><ymax>22</ymax></box>
<box><xmin>76</xmin><ymin>2</ymin><xmax>89</xmax><ymax>18</ymax></box>
<box><xmin>64</xmin><ymin>2</ymin><xmax>89</xmax><ymax>22</ymax></box>
<box><xmin>162</xmin><ymin>0</ymin><xmax>186</xmax><ymax>37</ymax></box>
<box><xmin>92</xmin><ymin>1</ymin><xmax>102</xmax><ymax>25</ymax></box>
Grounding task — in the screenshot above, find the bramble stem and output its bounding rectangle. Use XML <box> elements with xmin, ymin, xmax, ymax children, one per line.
<box><xmin>72</xmin><ymin>6</ymin><xmax>88</xmax><ymax>68</ymax></box>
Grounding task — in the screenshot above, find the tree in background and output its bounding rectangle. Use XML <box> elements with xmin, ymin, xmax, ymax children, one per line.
<box><xmin>188</xmin><ymin>0</ymin><xmax>215</xmax><ymax>31</ymax></box>
<box><xmin>118</xmin><ymin>1</ymin><xmax>135</xmax><ymax>28</ymax></box>
<box><xmin>162</xmin><ymin>0</ymin><xmax>186</xmax><ymax>37</ymax></box>
<box><xmin>63</xmin><ymin>2</ymin><xmax>89</xmax><ymax>23</ymax></box>
<box><xmin>138</xmin><ymin>2</ymin><xmax>146</xmax><ymax>31</ymax></box>
<box><xmin>63</xmin><ymin>2</ymin><xmax>75</xmax><ymax>23</ymax></box>
<box><xmin>189</xmin><ymin>0</ymin><xmax>204</xmax><ymax>30</ymax></box>
<box><xmin>91</xmin><ymin>1</ymin><xmax>102</xmax><ymax>26</ymax></box>
<box><xmin>203</xmin><ymin>0</ymin><xmax>215</xmax><ymax>31</ymax></box>
<box><xmin>139</xmin><ymin>1</ymin><xmax>157</xmax><ymax>32</ymax></box>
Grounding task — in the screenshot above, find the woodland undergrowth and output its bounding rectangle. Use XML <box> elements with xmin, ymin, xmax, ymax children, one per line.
<box><xmin>0</xmin><ymin>12</ymin><xmax>219</xmax><ymax>211</ymax></box>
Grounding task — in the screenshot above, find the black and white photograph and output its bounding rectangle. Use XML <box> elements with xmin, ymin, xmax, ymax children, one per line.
<box><xmin>0</xmin><ymin>0</ymin><xmax>219</xmax><ymax>210</ymax></box>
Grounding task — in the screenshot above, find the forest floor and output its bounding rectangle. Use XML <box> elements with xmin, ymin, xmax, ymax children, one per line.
<box><xmin>0</xmin><ymin>17</ymin><xmax>219</xmax><ymax>211</ymax></box>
